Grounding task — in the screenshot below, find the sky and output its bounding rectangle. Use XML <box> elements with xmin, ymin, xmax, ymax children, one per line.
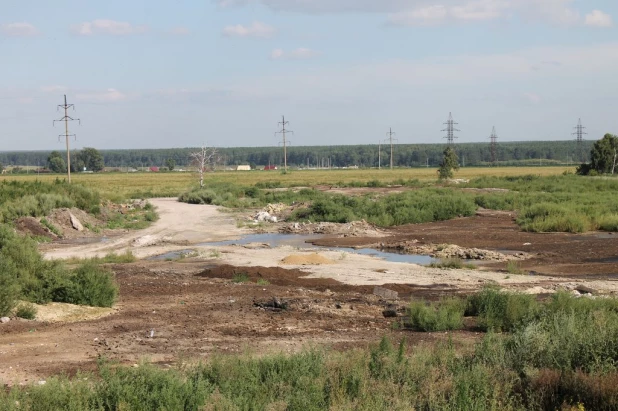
<box><xmin>1</xmin><ymin>0</ymin><xmax>617</xmax><ymax>150</ymax></box>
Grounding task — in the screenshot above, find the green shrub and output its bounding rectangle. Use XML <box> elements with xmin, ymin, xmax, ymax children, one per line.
<box><xmin>232</xmin><ymin>272</ymin><xmax>250</xmax><ymax>283</ymax></box>
<box><xmin>505</xmin><ymin>260</ymin><xmax>524</xmax><ymax>275</ymax></box>
<box><xmin>406</xmin><ymin>298</ymin><xmax>465</xmax><ymax>331</ymax></box>
<box><xmin>0</xmin><ymin>259</ymin><xmax>19</xmax><ymax>316</ymax></box>
<box><xmin>40</xmin><ymin>218</ymin><xmax>63</xmax><ymax>237</ymax></box>
<box><xmin>429</xmin><ymin>258</ymin><xmax>476</xmax><ymax>270</ymax></box>
<box><xmin>15</xmin><ymin>302</ymin><xmax>37</xmax><ymax>320</ymax></box>
<box><xmin>467</xmin><ymin>287</ymin><xmax>539</xmax><ymax>332</ymax></box>
<box><xmin>61</xmin><ymin>263</ymin><xmax>118</xmax><ymax>307</ymax></box>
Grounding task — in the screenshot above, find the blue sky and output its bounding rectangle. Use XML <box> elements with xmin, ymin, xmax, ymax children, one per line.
<box><xmin>1</xmin><ymin>0</ymin><xmax>617</xmax><ymax>150</ymax></box>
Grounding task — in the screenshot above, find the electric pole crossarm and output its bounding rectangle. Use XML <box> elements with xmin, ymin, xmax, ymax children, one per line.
<box><xmin>276</xmin><ymin>115</ymin><xmax>294</xmax><ymax>172</ymax></box>
<box><xmin>53</xmin><ymin>94</ymin><xmax>80</xmax><ymax>184</ymax></box>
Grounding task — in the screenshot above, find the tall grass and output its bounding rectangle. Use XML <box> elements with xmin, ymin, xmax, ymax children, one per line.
<box><xmin>406</xmin><ymin>298</ymin><xmax>466</xmax><ymax>331</ymax></box>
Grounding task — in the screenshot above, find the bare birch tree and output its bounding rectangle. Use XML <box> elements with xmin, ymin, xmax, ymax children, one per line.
<box><xmin>190</xmin><ymin>146</ymin><xmax>220</xmax><ymax>187</ymax></box>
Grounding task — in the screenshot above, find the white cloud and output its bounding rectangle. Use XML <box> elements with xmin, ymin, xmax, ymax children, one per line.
<box><xmin>217</xmin><ymin>0</ymin><xmax>598</xmax><ymax>27</ymax></box>
<box><xmin>585</xmin><ymin>10</ymin><xmax>613</xmax><ymax>28</ymax></box>
<box><xmin>523</xmin><ymin>92</ymin><xmax>542</xmax><ymax>104</ymax></box>
<box><xmin>71</xmin><ymin>20</ymin><xmax>148</xmax><ymax>36</ymax></box>
<box><xmin>222</xmin><ymin>21</ymin><xmax>276</xmax><ymax>38</ymax></box>
<box><xmin>76</xmin><ymin>89</ymin><xmax>127</xmax><ymax>103</ymax></box>
<box><xmin>167</xmin><ymin>27</ymin><xmax>191</xmax><ymax>35</ymax></box>
<box><xmin>270</xmin><ymin>47</ymin><xmax>320</xmax><ymax>60</ymax></box>
<box><xmin>1</xmin><ymin>22</ymin><xmax>39</xmax><ymax>37</ymax></box>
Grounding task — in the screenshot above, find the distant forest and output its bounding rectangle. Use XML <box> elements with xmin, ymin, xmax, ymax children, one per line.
<box><xmin>0</xmin><ymin>140</ymin><xmax>594</xmax><ymax>170</ymax></box>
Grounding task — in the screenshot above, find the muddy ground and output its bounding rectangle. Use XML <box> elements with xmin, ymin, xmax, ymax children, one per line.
<box><xmin>2</xmin><ymin>198</ymin><xmax>618</xmax><ymax>385</ymax></box>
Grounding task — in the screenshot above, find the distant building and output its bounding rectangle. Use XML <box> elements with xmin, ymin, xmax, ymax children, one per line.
<box><xmin>149</xmin><ymin>166</ymin><xmax>159</xmax><ymax>172</ymax></box>
<box><xmin>263</xmin><ymin>165</ymin><xmax>278</xmax><ymax>170</ymax></box>
<box><xmin>236</xmin><ymin>165</ymin><xmax>251</xmax><ymax>171</ymax></box>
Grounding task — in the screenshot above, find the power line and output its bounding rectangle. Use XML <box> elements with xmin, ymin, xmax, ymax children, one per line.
<box><xmin>442</xmin><ymin>112</ymin><xmax>459</xmax><ymax>145</ymax></box>
<box><xmin>276</xmin><ymin>115</ymin><xmax>293</xmax><ymax>172</ymax></box>
<box><xmin>53</xmin><ymin>95</ymin><xmax>80</xmax><ymax>183</ymax></box>
<box><xmin>573</xmin><ymin>118</ymin><xmax>587</xmax><ymax>163</ymax></box>
<box><xmin>385</xmin><ymin>127</ymin><xmax>397</xmax><ymax>170</ymax></box>
<box><xmin>489</xmin><ymin>126</ymin><xmax>498</xmax><ymax>166</ymax></box>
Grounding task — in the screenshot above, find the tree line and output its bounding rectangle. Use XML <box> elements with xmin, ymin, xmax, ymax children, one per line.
<box><xmin>0</xmin><ymin>140</ymin><xmax>594</xmax><ymax>171</ymax></box>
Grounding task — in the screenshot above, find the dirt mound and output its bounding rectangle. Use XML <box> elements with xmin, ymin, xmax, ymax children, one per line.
<box><xmin>15</xmin><ymin>217</ymin><xmax>58</xmax><ymax>239</ymax></box>
<box><xmin>47</xmin><ymin>208</ymin><xmax>102</xmax><ymax>238</ymax></box>
<box><xmin>34</xmin><ymin>302</ymin><xmax>115</xmax><ymax>323</ymax></box>
<box><xmin>281</xmin><ymin>253</ymin><xmax>335</xmax><ymax>265</ymax></box>
<box><xmin>280</xmin><ymin>220</ymin><xmax>387</xmax><ymax>237</ymax></box>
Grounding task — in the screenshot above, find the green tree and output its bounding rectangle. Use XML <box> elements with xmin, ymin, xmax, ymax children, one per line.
<box><xmin>165</xmin><ymin>158</ymin><xmax>176</xmax><ymax>171</ymax></box>
<box><xmin>0</xmin><ymin>162</ymin><xmax>4</xmax><ymax>174</ymax></box>
<box><xmin>78</xmin><ymin>147</ymin><xmax>105</xmax><ymax>172</ymax></box>
<box><xmin>438</xmin><ymin>146</ymin><xmax>459</xmax><ymax>180</ymax></box>
<box><xmin>47</xmin><ymin>151</ymin><xmax>67</xmax><ymax>173</ymax></box>
<box><xmin>589</xmin><ymin>134</ymin><xmax>618</xmax><ymax>175</ymax></box>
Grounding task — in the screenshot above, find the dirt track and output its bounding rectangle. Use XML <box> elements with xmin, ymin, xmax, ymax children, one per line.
<box><xmin>3</xmin><ymin>200</ymin><xmax>618</xmax><ymax>385</ymax></box>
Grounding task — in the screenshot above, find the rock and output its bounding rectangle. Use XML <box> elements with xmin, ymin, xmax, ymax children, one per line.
<box><xmin>0</xmin><ymin>317</ymin><xmax>10</xmax><ymax>324</ymax></box>
<box><xmin>269</xmin><ymin>216</ymin><xmax>278</xmax><ymax>223</ymax></box>
<box><xmin>255</xmin><ymin>212</ymin><xmax>271</xmax><ymax>222</ymax></box>
<box><xmin>575</xmin><ymin>285</ymin><xmax>596</xmax><ymax>295</ymax></box>
<box><xmin>373</xmin><ymin>286</ymin><xmax>399</xmax><ymax>300</ymax></box>
<box><xmin>382</xmin><ymin>309</ymin><xmax>398</xmax><ymax>318</ymax></box>
<box><xmin>69</xmin><ymin>213</ymin><xmax>84</xmax><ymax>231</ymax></box>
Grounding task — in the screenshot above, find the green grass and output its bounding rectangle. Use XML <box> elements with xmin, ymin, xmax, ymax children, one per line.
<box><xmin>64</xmin><ymin>250</ymin><xmax>137</xmax><ymax>265</ymax></box>
<box><xmin>429</xmin><ymin>258</ymin><xmax>477</xmax><ymax>270</ymax></box>
<box><xmin>6</xmin><ymin>321</ymin><xmax>618</xmax><ymax>410</ymax></box>
<box><xmin>40</xmin><ymin>218</ymin><xmax>63</xmax><ymax>237</ymax></box>
<box><xmin>405</xmin><ymin>297</ymin><xmax>466</xmax><ymax>331</ymax></box>
<box><xmin>256</xmin><ymin>278</ymin><xmax>270</xmax><ymax>286</ymax></box>
<box><xmin>505</xmin><ymin>260</ymin><xmax>524</xmax><ymax>275</ymax></box>
<box><xmin>231</xmin><ymin>272</ymin><xmax>250</xmax><ymax>283</ymax></box>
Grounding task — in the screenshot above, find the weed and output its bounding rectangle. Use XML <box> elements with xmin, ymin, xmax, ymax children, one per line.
<box><xmin>429</xmin><ymin>258</ymin><xmax>476</xmax><ymax>270</ymax></box>
<box><xmin>15</xmin><ymin>302</ymin><xmax>37</xmax><ymax>320</ymax></box>
<box><xmin>40</xmin><ymin>218</ymin><xmax>62</xmax><ymax>237</ymax></box>
<box><xmin>256</xmin><ymin>278</ymin><xmax>270</xmax><ymax>286</ymax></box>
<box><xmin>405</xmin><ymin>297</ymin><xmax>466</xmax><ymax>331</ymax></box>
<box><xmin>506</xmin><ymin>261</ymin><xmax>524</xmax><ymax>275</ymax></box>
<box><xmin>232</xmin><ymin>272</ymin><xmax>250</xmax><ymax>283</ymax></box>
<box><xmin>467</xmin><ymin>287</ymin><xmax>540</xmax><ymax>332</ymax></box>
<box><xmin>208</xmin><ymin>250</ymin><xmax>222</xmax><ymax>259</ymax></box>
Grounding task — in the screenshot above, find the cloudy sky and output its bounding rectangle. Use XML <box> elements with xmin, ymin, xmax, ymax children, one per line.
<box><xmin>1</xmin><ymin>0</ymin><xmax>617</xmax><ymax>150</ymax></box>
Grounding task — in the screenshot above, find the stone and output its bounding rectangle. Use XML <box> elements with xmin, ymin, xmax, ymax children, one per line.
<box><xmin>373</xmin><ymin>286</ymin><xmax>399</xmax><ymax>300</ymax></box>
<box><xmin>0</xmin><ymin>317</ymin><xmax>10</xmax><ymax>324</ymax></box>
<box><xmin>69</xmin><ymin>213</ymin><xmax>84</xmax><ymax>231</ymax></box>
<box><xmin>575</xmin><ymin>284</ymin><xmax>596</xmax><ymax>295</ymax></box>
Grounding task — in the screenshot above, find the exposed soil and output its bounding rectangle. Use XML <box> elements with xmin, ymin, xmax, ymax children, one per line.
<box><xmin>3</xmin><ymin>198</ymin><xmax>618</xmax><ymax>386</ymax></box>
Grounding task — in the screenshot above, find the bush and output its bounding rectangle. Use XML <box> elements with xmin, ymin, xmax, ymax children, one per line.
<box><xmin>406</xmin><ymin>298</ymin><xmax>465</xmax><ymax>331</ymax></box>
<box><xmin>15</xmin><ymin>302</ymin><xmax>37</xmax><ymax>320</ymax></box>
<box><xmin>0</xmin><ymin>259</ymin><xmax>19</xmax><ymax>316</ymax></box>
<box><xmin>467</xmin><ymin>287</ymin><xmax>539</xmax><ymax>332</ymax></box>
<box><xmin>63</xmin><ymin>263</ymin><xmax>118</xmax><ymax>307</ymax></box>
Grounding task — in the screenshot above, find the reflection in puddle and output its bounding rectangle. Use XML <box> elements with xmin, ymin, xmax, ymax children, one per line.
<box><xmin>147</xmin><ymin>249</ymin><xmax>196</xmax><ymax>261</ymax></box>
<box><xmin>204</xmin><ymin>233</ymin><xmax>440</xmax><ymax>265</ymax></box>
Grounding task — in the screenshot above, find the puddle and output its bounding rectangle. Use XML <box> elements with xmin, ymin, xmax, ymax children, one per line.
<box><xmin>147</xmin><ymin>249</ymin><xmax>196</xmax><ymax>261</ymax></box>
<box><xmin>55</xmin><ymin>236</ymin><xmax>111</xmax><ymax>245</ymax></box>
<box><xmin>205</xmin><ymin>233</ymin><xmax>322</xmax><ymax>249</ymax></box>
<box><xmin>203</xmin><ymin>233</ymin><xmax>440</xmax><ymax>265</ymax></box>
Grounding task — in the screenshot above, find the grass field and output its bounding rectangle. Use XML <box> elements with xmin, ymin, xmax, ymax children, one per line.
<box><xmin>0</xmin><ymin>166</ymin><xmax>574</xmax><ymax>199</ymax></box>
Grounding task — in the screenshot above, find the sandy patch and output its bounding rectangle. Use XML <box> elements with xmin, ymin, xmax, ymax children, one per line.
<box><xmin>281</xmin><ymin>253</ymin><xmax>335</xmax><ymax>265</ymax></box>
<box><xmin>34</xmin><ymin>302</ymin><xmax>116</xmax><ymax>323</ymax></box>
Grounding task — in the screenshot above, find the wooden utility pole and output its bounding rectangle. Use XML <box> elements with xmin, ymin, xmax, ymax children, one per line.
<box><xmin>276</xmin><ymin>115</ymin><xmax>293</xmax><ymax>172</ymax></box>
<box><xmin>53</xmin><ymin>95</ymin><xmax>80</xmax><ymax>183</ymax></box>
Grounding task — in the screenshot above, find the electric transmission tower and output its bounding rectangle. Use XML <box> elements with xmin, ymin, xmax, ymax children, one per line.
<box><xmin>385</xmin><ymin>127</ymin><xmax>397</xmax><ymax>169</ymax></box>
<box><xmin>442</xmin><ymin>112</ymin><xmax>459</xmax><ymax>145</ymax></box>
<box><xmin>53</xmin><ymin>95</ymin><xmax>80</xmax><ymax>183</ymax></box>
<box><xmin>573</xmin><ymin>118</ymin><xmax>587</xmax><ymax>163</ymax></box>
<box><xmin>276</xmin><ymin>115</ymin><xmax>293</xmax><ymax>172</ymax></box>
<box><xmin>489</xmin><ymin>126</ymin><xmax>498</xmax><ymax>166</ymax></box>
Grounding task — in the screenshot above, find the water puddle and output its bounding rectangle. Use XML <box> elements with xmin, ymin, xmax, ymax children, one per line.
<box><xmin>147</xmin><ymin>249</ymin><xmax>196</xmax><ymax>261</ymax></box>
<box><xmin>203</xmin><ymin>233</ymin><xmax>440</xmax><ymax>265</ymax></box>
